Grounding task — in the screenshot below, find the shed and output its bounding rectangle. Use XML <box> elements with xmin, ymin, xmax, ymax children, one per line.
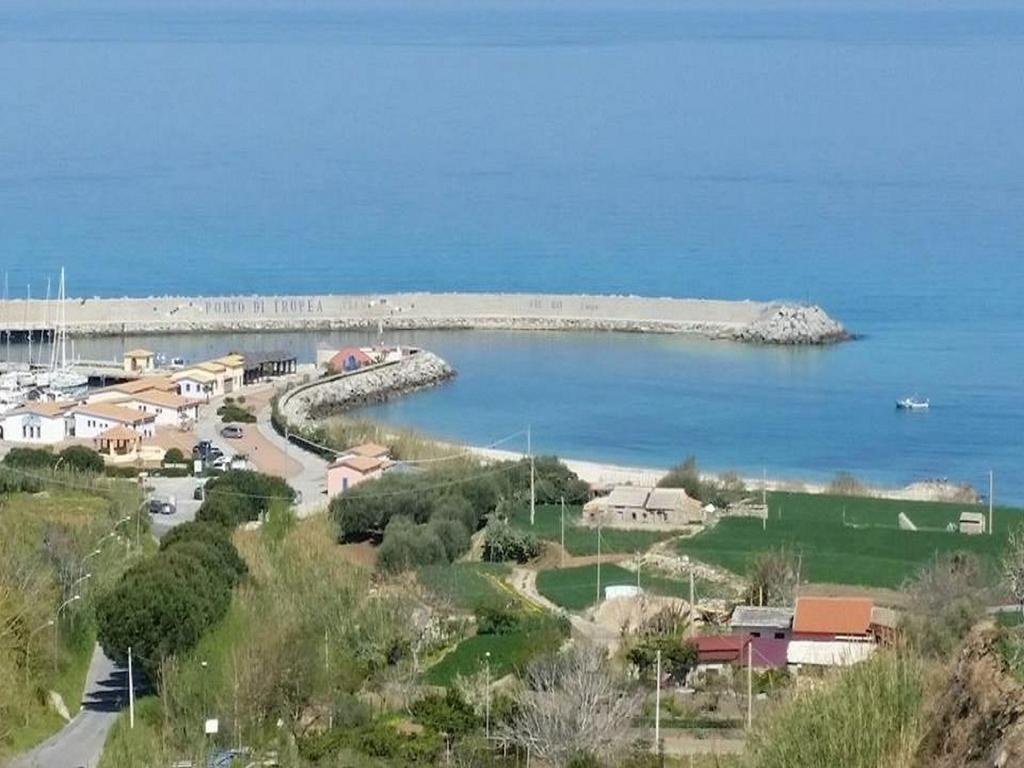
<box><xmin>959</xmin><ymin>511</ymin><xmax>986</xmax><ymax>535</ymax></box>
<box><xmin>123</xmin><ymin>348</ymin><xmax>155</xmax><ymax>373</ymax></box>
<box><xmin>793</xmin><ymin>596</ymin><xmax>874</xmax><ymax>639</ymax></box>
<box><xmin>605</xmin><ymin>485</ymin><xmax>653</xmax><ymax>521</ymax></box>
<box><xmin>730</xmin><ymin>605</ymin><xmax>794</xmax><ymax>640</ymax></box>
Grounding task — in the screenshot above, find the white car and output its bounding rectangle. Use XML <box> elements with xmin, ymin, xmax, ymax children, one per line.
<box><xmin>211</xmin><ymin>455</ymin><xmax>232</xmax><ymax>471</ymax></box>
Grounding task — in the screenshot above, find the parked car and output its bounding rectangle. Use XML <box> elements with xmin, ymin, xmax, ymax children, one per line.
<box><xmin>211</xmin><ymin>455</ymin><xmax>232</xmax><ymax>472</ymax></box>
<box><xmin>221</xmin><ymin>425</ymin><xmax>244</xmax><ymax>439</ymax></box>
<box><xmin>147</xmin><ymin>498</ymin><xmax>175</xmax><ymax>515</ymax></box>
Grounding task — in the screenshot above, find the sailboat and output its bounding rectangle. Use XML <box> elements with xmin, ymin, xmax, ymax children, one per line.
<box><xmin>46</xmin><ymin>268</ymin><xmax>87</xmax><ymax>392</ymax></box>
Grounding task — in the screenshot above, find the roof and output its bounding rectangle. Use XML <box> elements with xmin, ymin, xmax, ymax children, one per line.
<box><xmin>330</xmin><ymin>455</ymin><xmax>385</xmax><ymax>473</ymax></box>
<box><xmin>244</xmin><ymin>350</ymin><xmax>297</xmax><ymax>366</ymax></box>
<box><xmin>349</xmin><ymin>442</ymin><xmax>390</xmax><ymax>459</ymax></box>
<box><xmin>606</xmin><ymin>485</ymin><xmax>653</xmax><ymax>509</ymax></box>
<box><xmin>96</xmin><ymin>424</ymin><xmax>141</xmax><ymax>442</ymax></box>
<box><xmin>212</xmin><ymin>355</ymin><xmax>245</xmax><ymax>368</ymax></box>
<box><xmin>787</xmin><ymin>640</ymin><xmax>876</xmax><ymax>667</ymax></box>
<box><xmin>130</xmin><ymin>390</ymin><xmax>194</xmax><ymax>410</ymax></box>
<box><xmin>793</xmin><ymin>597</ymin><xmax>874</xmax><ymax>636</ymax></box>
<box><xmin>730</xmin><ymin>605</ymin><xmax>794</xmax><ymax>631</ymax></box>
<box><xmin>645</xmin><ymin>487</ymin><xmax>696</xmax><ymax>512</ymax></box>
<box><xmin>694</xmin><ymin>634</ymin><xmax>746</xmax><ymax>662</ymax></box>
<box><xmin>107</xmin><ymin>376</ymin><xmax>177</xmax><ymax>395</ymax></box>
<box><xmin>195</xmin><ymin>361</ymin><xmax>227</xmax><ymax>373</ymax></box>
<box><xmin>72</xmin><ymin>402</ymin><xmax>155</xmax><ymax>425</ymax></box>
<box><xmin>171</xmin><ymin>368</ymin><xmax>218</xmax><ymax>383</ymax></box>
<box><xmin>870</xmin><ymin>606</ymin><xmax>900</xmax><ymax>630</ymax></box>
<box><xmin>6</xmin><ymin>401</ymin><xmax>72</xmax><ymax>418</ymax></box>
<box><xmin>123</xmin><ymin>348</ymin><xmax>154</xmax><ymax>358</ymax></box>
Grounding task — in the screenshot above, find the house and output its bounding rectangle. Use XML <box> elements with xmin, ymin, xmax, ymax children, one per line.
<box><xmin>603</xmin><ymin>485</ymin><xmax>653</xmax><ymax>519</ymax></box>
<box><xmin>328</xmin><ymin>347</ymin><xmax>374</xmax><ymax>373</ymax></box>
<box><xmin>792</xmin><ymin>596</ymin><xmax>874</xmax><ymax>641</ymax></box>
<box><xmin>730</xmin><ymin>605</ymin><xmax>794</xmax><ymax>640</ymax></box>
<box><xmin>172</xmin><ymin>368</ymin><xmax>218</xmax><ymax>401</ymax></box>
<box><xmin>959</xmin><ymin>511</ymin><xmax>986</xmax><ymax>535</ymax></box>
<box><xmin>326</xmin><ymin>455</ymin><xmax>386</xmax><ymax>496</ymax></box>
<box><xmin>0</xmin><ymin>402</ymin><xmax>72</xmax><ymax>444</ymax></box>
<box><xmin>210</xmin><ymin>355</ymin><xmax>245</xmax><ymax>393</ymax></box>
<box><xmin>122</xmin><ymin>348</ymin><xmax>155</xmax><ymax>373</ymax></box>
<box><xmin>69</xmin><ymin>403</ymin><xmax>156</xmax><ymax>440</ymax></box>
<box><xmin>124</xmin><ymin>390</ymin><xmax>200</xmax><ymax>426</ymax></box>
<box><xmin>644</xmin><ymin>487</ymin><xmax>704</xmax><ymax>525</ymax></box>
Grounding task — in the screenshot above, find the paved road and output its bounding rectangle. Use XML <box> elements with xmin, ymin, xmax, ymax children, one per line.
<box><xmin>253</xmin><ymin>406</ymin><xmax>328</xmax><ymax>517</ymax></box>
<box><xmin>147</xmin><ymin>474</ymin><xmax>203</xmax><ymax>540</ymax></box>
<box><xmin>10</xmin><ymin>646</ymin><xmax>128</xmax><ymax>768</ymax></box>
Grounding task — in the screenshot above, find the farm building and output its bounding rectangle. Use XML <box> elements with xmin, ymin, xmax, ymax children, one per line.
<box><xmin>693</xmin><ymin>634</ymin><xmax>788</xmax><ymax>671</ymax></box>
<box><xmin>959</xmin><ymin>511</ymin><xmax>986</xmax><ymax>535</ymax></box>
<box><xmin>792</xmin><ymin>596</ymin><xmax>874</xmax><ymax>641</ymax></box>
<box><xmin>730</xmin><ymin>605</ymin><xmax>793</xmax><ymax>640</ymax></box>
<box><xmin>584</xmin><ymin>484</ymin><xmax>703</xmax><ymax>528</ymax></box>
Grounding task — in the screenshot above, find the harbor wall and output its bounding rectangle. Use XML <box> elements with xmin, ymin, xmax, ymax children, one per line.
<box><xmin>0</xmin><ymin>292</ymin><xmax>847</xmax><ymax>344</ymax></box>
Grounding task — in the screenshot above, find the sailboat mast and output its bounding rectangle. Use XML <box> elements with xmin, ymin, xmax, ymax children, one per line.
<box><xmin>59</xmin><ymin>268</ymin><xmax>67</xmax><ymax>370</ymax></box>
<box><xmin>25</xmin><ymin>284</ymin><xmax>32</xmax><ymax>365</ymax></box>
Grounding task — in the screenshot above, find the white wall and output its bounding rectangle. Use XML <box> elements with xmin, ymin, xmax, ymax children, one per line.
<box><xmin>73</xmin><ymin>412</ymin><xmax>155</xmax><ymax>439</ymax></box>
<box><xmin>176</xmin><ymin>378</ymin><xmax>212</xmax><ymax>400</ymax></box>
<box><xmin>127</xmin><ymin>400</ymin><xmax>198</xmax><ymax>426</ymax></box>
<box><xmin>1</xmin><ymin>413</ymin><xmax>67</xmax><ymax>444</ymax></box>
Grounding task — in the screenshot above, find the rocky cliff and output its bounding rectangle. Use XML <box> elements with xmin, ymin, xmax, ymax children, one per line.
<box><xmin>728</xmin><ymin>304</ymin><xmax>849</xmax><ymax>345</ymax></box>
<box><xmin>279</xmin><ymin>351</ymin><xmax>455</xmax><ymax>427</ymax></box>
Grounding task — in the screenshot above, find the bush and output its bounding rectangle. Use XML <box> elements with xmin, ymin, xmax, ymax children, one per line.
<box><xmin>482</xmin><ymin>520</ymin><xmax>540</xmax><ymax>563</ymax></box>
<box><xmin>427</xmin><ymin>518</ymin><xmax>471</xmax><ymax>562</ymax></box>
<box><xmin>2</xmin><ymin>447</ymin><xmax>55</xmax><ymax>470</ymax></box>
<box><xmin>410</xmin><ymin>688</ymin><xmax>480</xmax><ymax>737</ymax></box>
<box><xmin>626</xmin><ymin>636</ymin><xmax>697</xmax><ymax>683</ymax></box>
<box><xmin>377</xmin><ymin>517</ymin><xmax>448</xmax><ymax>573</ymax></box>
<box><xmin>658</xmin><ymin>455</ymin><xmax>747</xmax><ymax>507</ymax></box>
<box><xmin>163</xmin><ymin>447</ymin><xmax>186</xmax><ymax>465</ymax></box>
<box><xmin>217</xmin><ymin>402</ymin><xmax>257</xmax><ymax>423</ymax></box>
<box><xmin>196</xmin><ymin>469</ymin><xmax>295</xmax><ymax>528</ymax></box>
<box><xmin>160</xmin><ymin>521</ymin><xmax>248</xmax><ymax>581</ymax></box>
<box><xmin>828</xmin><ymin>471</ymin><xmax>868</xmax><ymax>496</ymax></box>
<box><xmin>57</xmin><ymin>445</ymin><xmax>105</xmax><ymax>473</ymax></box>
<box><xmin>475</xmin><ymin>605</ymin><xmax>521</xmax><ymax>635</ymax></box>
<box><xmin>901</xmin><ymin>552</ymin><xmax>990</xmax><ymax>658</ymax></box>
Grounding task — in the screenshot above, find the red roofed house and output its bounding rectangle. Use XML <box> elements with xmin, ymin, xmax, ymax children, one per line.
<box><xmin>792</xmin><ymin>597</ymin><xmax>875</xmax><ymax>641</ymax></box>
<box><xmin>328</xmin><ymin>347</ymin><xmax>374</xmax><ymax>374</ymax></box>
<box><xmin>327</xmin><ymin>454</ymin><xmax>386</xmax><ymax>497</ymax></box>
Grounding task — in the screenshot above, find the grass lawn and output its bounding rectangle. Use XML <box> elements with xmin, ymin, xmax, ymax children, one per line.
<box><xmin>678</xmin><ymin>491</ymin><xmax>1024</xmax><ymax>589</ymax></box>
<box><xmin>536</xmin><ymin>563</ymin><xmax>726</xmax><ymax>611</ymax></box>
<box><xmin>506</xmin><ymin>503</ymin><xmax>678</xmax><ymax>556</ymax></box>
<box><xmin>417</xmin><ymin>562</ymin><xmax>514</xmax><ymax>611</ymax></box>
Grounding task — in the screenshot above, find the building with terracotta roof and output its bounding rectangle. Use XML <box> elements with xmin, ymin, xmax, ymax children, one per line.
<box><xmin>172</xmin><ymin>368</ymin><xmax>218</xmax><ymax>400</ymax></box>
<box><xmin>94</xmin><ymin>424</ymin><xmax>143</xmax><ymax>458</ymax></box>
<box><xmin>87</xmin><ymin>375</ymin><xmax>178</xmax><ymax>404</ymax></box>
<box><xmin>69</xmin><ymin>402</ymin><xmax>156</xmax><ymax>440</ymax></box>
<box><xmin>792</xmin><ymin>596</ymin><xmax>875</xmax><ymax>640</ymax></box>
<box><xmin>326</xmin><ymin>454</ymin><xmax>387</xmax><ymax>497</ymax></box>
<box><xmin>349</xmin><ymin>442</ymin><xmax>391</xmax><ymax>460</ymax></box>
<box><xmin>0</xmin><ymin>402</ymin><xmax>73</xmax><ymax>443</ymax></box>
<box><xmin>124</xmin><ymin>390</ymin><xmax>200</xmax><ymax>426</ymax></box>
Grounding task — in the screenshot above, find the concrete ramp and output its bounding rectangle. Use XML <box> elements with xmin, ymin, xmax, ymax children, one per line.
<box><xmin>898</xmin><ymin>512</ymin><xmax>917</xmax><ymax>531</ymax></box>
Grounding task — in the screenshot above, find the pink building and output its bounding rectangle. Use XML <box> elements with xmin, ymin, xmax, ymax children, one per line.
<box><xmin>327</xmin><ymin>454</ymin><xmax>386</xmax><ymax>497</ymax></box>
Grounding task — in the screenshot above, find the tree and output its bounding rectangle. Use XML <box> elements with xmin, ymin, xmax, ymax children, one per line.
<box><xmin>902</xmin><ymin>551</ymin><xmax>989</xmax><ymax>658</ymax></box>
<box><xmin>502</xmin><ymin>644</ymin><xmax>643</xmax><ymax>768</ymax></box>
<box><xmin>197</xmin><ymin>469</ymin><xmax>295</xmax><ymax>528</ymax></box>
<box><xmin>1005</xmin><ymin>527</ymin><xmax>1024</xmax><ymax>616</ymax></box>
<box><xmin>56</xmin><ymin>445</ymin><xmax>104</xmax><ymax>473</ymax></box>
<box><xmin>2</xmin><ymin>447</ymin><xmax>54</xmax><ymax>470</ymax></box>
<box><xmin>160</xmin><ymin>520</ymin><xmax>248</xmax><ymax>580</ymax></box>
<box><xmin>377</xmin><ymin>517</ymin><xmax>448</xmax><ymax>573</ymax></box>
<box><xmin>482</xmin><ymin>521</ymin><xmax>540</xmax><ymax>563</ymax></box>
<box><xmin>163</xmin><ymin>447</ymin><xmax>186</xmax><ymax>465</ymax></box>
<box><xmin>745</xmin><ymin>549</ymin><xmax>799</xmax><ymax>607</ymax></box>
<box><xmin>657</xmin><ymin>455</ymin><xmax>702</xmax><ymax>500</ymax></box>
<box><xmin>627</xmin><ymin>636</ymin><xmax>697</xmax><ymax>683</ymax></box>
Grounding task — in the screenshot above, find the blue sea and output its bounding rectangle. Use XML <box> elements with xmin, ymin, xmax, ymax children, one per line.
<box><xmin>1</xmin><ymin>1</ymin><xmax>1022</xmax><ymax>498</ymax></box>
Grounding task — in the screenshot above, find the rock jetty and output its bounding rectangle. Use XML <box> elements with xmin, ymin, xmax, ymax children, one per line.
<box><xmin>0</xmin><ymin>292</ymin><xmax>849</xmax><ymax>346</ymax></box>
<box><xmin>729</xmin><ymin>304</ymin><xmax>848</xmax><ymax>345</ymax></box>
<box><xmin>279</xmin><ymin>351</ymin><xmax>454</xmax><ymax>427</ymax></box>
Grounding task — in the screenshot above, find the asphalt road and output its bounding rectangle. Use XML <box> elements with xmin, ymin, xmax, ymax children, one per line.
<box><xmin>10</xmin><ymin>646</ymin><xmax>128</xmax><ymax>768</ymax></box>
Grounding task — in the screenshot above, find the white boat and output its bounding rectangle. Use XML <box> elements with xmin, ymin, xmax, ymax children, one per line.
<box><xmin>45</xmin><ymin>268</ymin><xmax>88</xmax><ymax>391</ymax></box>
<box><xmin>896</xmin><ymin>396</ymin><xmax>929</xmax><ymax>410</ymax></box>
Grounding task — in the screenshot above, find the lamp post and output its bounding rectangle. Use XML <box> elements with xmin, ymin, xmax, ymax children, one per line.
<box><xmin>484</xmin><ymin>651</ymin><xmax>492</xmax><ymax>741</ymax></box>
<box><xmin>53</xmin><ymin>595</ymin><xmax>81</xmax><ymax>672</ymax></box>
<box><xmin>25</xmin><ymin>619</ymin><xmax>55</xmax><ymax>691</ymax></box>
<box><xmin>79</xmin><ymin>548</ymin><xmax>102</xmax><ymax>586</ymax></box>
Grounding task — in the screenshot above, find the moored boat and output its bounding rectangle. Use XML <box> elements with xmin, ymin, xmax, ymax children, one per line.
<box><xmin>896</xmin><ymin>395</ymin><xmax>929</xmax><ymax>410</ymax></box>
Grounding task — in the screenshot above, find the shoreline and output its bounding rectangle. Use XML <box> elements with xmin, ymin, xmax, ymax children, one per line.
<box><xmin>0</xmin><ymin>291</ymin><xmax>848</xmax><ymax>346</ymax></box>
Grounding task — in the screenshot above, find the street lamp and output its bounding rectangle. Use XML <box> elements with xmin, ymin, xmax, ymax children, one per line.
<box><xmin>25</xmin><ymin>619</ymin><xmax>55</xmax><ymax>690</ymax></box>
<box><xmin>484</xmin><ymin>651</ymin><xmax>492</xmax><ymax>741</ymax></box>
<box><xmin>53</xmin><ymin>595</ymin><xmax>81</xmax><ymax>673</ymax></box>
<box><xmin>70</xmin><ymin>573</ymin><xmax>93</xmax><ymax>592</ymax></box>
<box><xmin>80</xmin><ymin>548</ymin><xmax>102</xmax><ymax>583</ymax></box>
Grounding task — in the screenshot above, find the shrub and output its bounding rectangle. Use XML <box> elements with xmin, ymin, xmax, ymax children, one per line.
<box><xmin>626</xmin><ymin>636</ymin><xmax>697</xmax><ymax>683</ymax></box>
<box><xmin>410</xmin><ymin>688</ymin><xmax>480</xmax><ymax>737</ymax></box>
<box><xmin>901</xmin><ymin>552</ymin><xmax>989</xmax><ymax>658</ymax></box>
<box><xmin>160</xmin><ymin>521</ymin><xmax>248</xmax><ymax>581</ymax></box>
<box><xmin>163</xmin><ymin>447</ymin><xmax>186</xmax><ymax>465</ymax></box>
<box><xmin>57</xmin><ymin>445</ymin><xmax>105</xmax><ymax>473</ymax></box>
<box><xmin>377</xmin><ymin>517</ymin><xmax>448</xmax><ymax>573</ymax></box>
<box><xmin>482</xmin><ymin>520</ymin><xmax>540</xmax><ymax>563</ymax></box>
<box><xmin>196</xmin><ymin>469</ymin><xmax>295</xmax><ymax>528</ymax></box>
<box><xmin>217</xmin><ymin>402</ymin><xmax>257</xmax><ymax>423</ymax></box>
<box><xmin>2</xmin><ymin>447</ymin><xmax>55</xmax><ymax>470</ymax></box>
<box><xmin>427</xmin><ymin>518</ymin><xmax>471</xmax><ymax>562</ymax></box>
<box><xmin>475</xmin><ymin>605</ymin><xmax>521</xmax><ymax>635</ymax></box>
<box><xmin>828</xmin><ymin>471</ymin><xmax>868</xmax><ymax>496</ymax></box>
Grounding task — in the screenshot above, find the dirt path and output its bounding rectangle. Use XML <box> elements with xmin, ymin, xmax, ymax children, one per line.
<box><xmin>532</xmin><ymin>541</ymin><xmax>630</xmax><ymax>570</ymax></box>
<box><xmin>508</xmin><ymin>567</ymin><xmax>621</xmax><ymax>652</ymax></box>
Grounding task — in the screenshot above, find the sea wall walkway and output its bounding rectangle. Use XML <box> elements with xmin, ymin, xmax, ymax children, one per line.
<box><xmin>0</xmin><ymin>292</ymin><xmax>847</xmax><ymax>344</ymax></box>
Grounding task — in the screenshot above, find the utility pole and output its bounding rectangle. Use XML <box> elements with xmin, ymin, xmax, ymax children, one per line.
<box><xmin>688</xmin><ymin>568</ymin><xmax>695</xmax><ymax>636</ymax></box>
<box><xmin>989</xmin><ymin>470</ymin><xmax>995</xmax><ymax>535</ymax></box>
<box><xmin>596</xmin><ymin>516</ymin><xmax>602</xmax><ymax>606</ymax></box>
<box><xmin>484</xmin><ymin>652</ymin><xmax>492</xmax><ymax>741</ymax></box>
<box><xmin>654</xmin><ymin>649</ymin><xmax>661</xmax><ymax>751</ymax></box>
<box><xmin>746</xmin><ymin>641</ymin><xmax>753</xmax><ymax>730</ymax></box>
<box><xmin>637</xmin><ymin>552</ymin><xmax>641</xmax><ymax>591</ymax></box>
<box><xmin>128</xmin><ymin>646</ymin><xmax>135</xmax><ymax>729</ymax></box>
<box><xmin>560</xmin><ymin>496</ymin><xmax>565</xmax><ymax>567</ymax></box>
<box><xmin>528</xmin><ymin>425</ymin><xmax>535</xmax><ymax>526</ymax></box>
<box><xmin>325</xmin><ymin>628</ymin><xmax>332</xmax><ymax>729</ymax></box>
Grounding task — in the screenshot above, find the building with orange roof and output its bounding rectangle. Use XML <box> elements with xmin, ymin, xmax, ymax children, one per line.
<box><xmin>69</xmin><ymin>402</ymin><xmax>156</xmax><ymax>440</ymax></box>
<box><xmin>123</xmin><ymin>389</ymin><xmax>200</xmax><ymax>426</ymax></box>
<box><xmin>87</xmin><ymin>375</ymin><xmax>178</xmax><ymax>404</ymax></box>
<box><xmin>792</xmin><ymin>596</ymin><xmax>875</xmax><ymax>640</ymax></box>
<box><xmin>326</xmin><ymin>454</ymin><xmax>387</xmax><ymax>497</ymax></box>
<box><xmin>349</xmin><ymin>442</ymin><xmax>391</xmax><ymax>460</ymax></box>
<box><xmin>0</xmin><ymin>401</ymin><xmax>73</xmax><ymax>444</ymax></box>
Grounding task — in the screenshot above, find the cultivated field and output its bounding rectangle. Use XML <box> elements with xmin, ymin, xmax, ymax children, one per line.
<box><xmin>536</xmin><ymin>563</ymin><xmax>727</xmax><ymax>611</ymax></box>
<box><xmin>678</xmin><ymin>492</ymin><xmax>1024</xmax><ymax>589</ymax></box>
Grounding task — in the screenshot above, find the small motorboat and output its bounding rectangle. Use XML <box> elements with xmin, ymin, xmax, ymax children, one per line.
<box><xmin>896</xmin><ymin>396</ymin><xmax>929</xmax><ymax>411</ymax></box>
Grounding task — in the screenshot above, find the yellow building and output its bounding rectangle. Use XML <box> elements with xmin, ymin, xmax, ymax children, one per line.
<box><xmin>122</xmin><ymin>348</ymin><xmax>155</xmax><ymax>373</ymax></box>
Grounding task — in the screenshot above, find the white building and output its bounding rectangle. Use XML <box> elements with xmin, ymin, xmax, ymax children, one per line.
<box><xmin>123</xmin><ymin>390</ymin><xmax>200</xmax><ymax>426</ymax></box>
<box><xmin>0</xmin><ymin>402</ymin><xmax>72</xmax><ymax>444</ymax></box>
<box><xmin>172</xmin><ymin>369</ymin><xmax>218</xmax><ymax>401</ymax></box>
<box><xmin>69</xmin><ymin>403</ymin><xmax>156</xmax><ymax>440</ymax></box>
<box><xmin>87</xmin><ymin>376</ymin><xmax>178</xmax><ymax>404</ymax></box>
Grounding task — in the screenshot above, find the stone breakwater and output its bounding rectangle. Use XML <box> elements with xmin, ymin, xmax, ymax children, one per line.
<box><xmin>0</xmin><ymin>292</ymin><xmax>848</xmax><ymax>345</ymax></box>
<box><xmin>279</xmin><ymin>351</ymin><xmax>455</xmax><ymax>427</ymax></box>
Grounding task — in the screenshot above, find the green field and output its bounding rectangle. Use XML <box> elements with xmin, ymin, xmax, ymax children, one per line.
<box><xmin>678</xmin><ymin>492</ymin><xmax>1024</xmax><ymax>589</ymax></box>
<box><xmin>417</xmin><ymin>562</ymin><xmax>514</xmax><ymax>611</ymax></box>
<box><xmin>506</xmin><ymin>503</ymin><xmax>677</xmax><ymax>556</ymax></box>
<box><xmin>536</xmin><ymin>563</ymin><xmax>726</xmax><ymax>611</ymax></box>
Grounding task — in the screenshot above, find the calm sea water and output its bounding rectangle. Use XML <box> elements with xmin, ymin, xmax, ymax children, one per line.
<box><xmin>1</xmin><ymin>2</ymin><xmax>1022</xmax><ymax>497</ymax></box>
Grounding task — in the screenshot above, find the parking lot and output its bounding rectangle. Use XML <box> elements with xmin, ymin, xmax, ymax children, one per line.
<box><xmin>146</xmin><ymin>475</ymin><xmax>205</xmax><ymax>540</ymax></box>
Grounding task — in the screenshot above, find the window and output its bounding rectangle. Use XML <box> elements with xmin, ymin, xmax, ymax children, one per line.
<box><xmin>751</xmin><ymin>631</ymin><xmax>761</xmax><ymax>638</ymax></box>
<box><xmin>774</xmin><ymin>632</ymin><xmax>785</xmax><ymax>640</ymax></box>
